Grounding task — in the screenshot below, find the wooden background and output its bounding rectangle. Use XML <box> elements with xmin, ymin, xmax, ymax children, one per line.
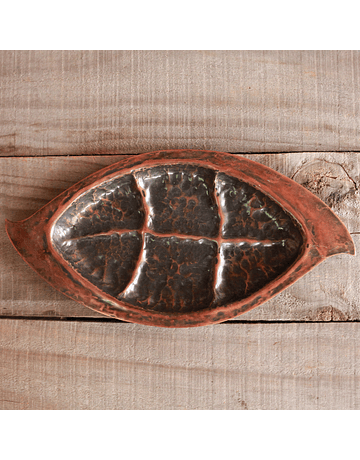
<box><xmin>1</xmin><ymin>50</ymin><xmax>360</xmax><ymax>409</ymax></box>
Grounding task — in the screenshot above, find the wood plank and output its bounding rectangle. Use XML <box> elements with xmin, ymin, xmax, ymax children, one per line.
<box><xmin>1</xmin><ymin>51</ymin><xmax>360</xmax><ymax>156</ymax></box>
<box><xmin>1</xmin><ymin>152</ymin><xmax>359</xmax><ymax>321</ymax></box>
<box><xmin>1</xmin><ymin>319</ymin><xmax>359</xmax><ymax>409</ymax></box>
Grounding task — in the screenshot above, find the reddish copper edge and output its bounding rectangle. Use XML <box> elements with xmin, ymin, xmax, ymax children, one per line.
<box><xmin>5</xmin><ymin>149</ymin><xmax>355</xmax><ymax>328</ymax></box>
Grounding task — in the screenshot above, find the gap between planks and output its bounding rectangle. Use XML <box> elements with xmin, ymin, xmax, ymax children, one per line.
<box><xmin>2</xmin><ymin>151</ymin><xmax>360</xmax><ymax>159</ymax></box>
<box><xmin>0</xmin><ymin>315</ymin><xmax>359</xmax><ymax>324</ymax></box>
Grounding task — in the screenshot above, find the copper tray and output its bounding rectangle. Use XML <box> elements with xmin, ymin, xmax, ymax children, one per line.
<box><xmin>6</xmin><ymin>150</ymin><xmax>355</xmax><ymax>327</ymax></box>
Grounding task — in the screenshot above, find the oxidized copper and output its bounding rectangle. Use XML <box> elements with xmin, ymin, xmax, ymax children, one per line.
<box><xmin>5</xmin><ymin>150</ymin><xmax>355</xmax><ymax>327</ymax></box>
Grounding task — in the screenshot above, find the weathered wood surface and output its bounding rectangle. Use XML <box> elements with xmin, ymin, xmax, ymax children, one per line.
<box><xmin>2</xmin><ymin>50</ymin><xmax>359</xmax><ymax>411</ymax></box>
<box><xmin>1</xmin><ymin>319</ymin><xmax>359</xmax><ymax>410</ymax></box>
<box><xmin>1</xmin><ymin>50</ymin><xmax>360</xmax><ymax>156</ymax></box>
<box><xmin>1</xmin><ymin>152</ymin><xmax>359</xmax><ymax>321</ymax></box>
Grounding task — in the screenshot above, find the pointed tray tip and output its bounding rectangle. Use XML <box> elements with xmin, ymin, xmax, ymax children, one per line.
<box><xmin>309</xmin><ymin>202</ymin><xmax>356</xmax><ymax>258</ymax></box>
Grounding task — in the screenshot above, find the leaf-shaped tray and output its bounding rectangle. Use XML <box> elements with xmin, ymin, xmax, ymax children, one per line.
<box><xmin>6</xmin><ymin>150</ymin><xmax>355</xmax><ymax>327</ymax></box>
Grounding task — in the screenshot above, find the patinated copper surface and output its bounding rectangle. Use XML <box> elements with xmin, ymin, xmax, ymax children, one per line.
<box><xmin>5</xmin><ymin>150</ymin><xmax>355</xmax><ymax>327</ymax></box>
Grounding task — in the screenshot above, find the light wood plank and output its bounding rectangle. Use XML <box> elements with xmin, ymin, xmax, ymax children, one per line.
<box><xmin>1</xmin><ymin>319</ymin><xmax>359</xmax><ymax>409</ymax></box>
<box><xmin>1</xmin><ymin>51</ymin><xmax>360</xmax><ymax>156</ymax></box>
<box><xmin>1</xmin><ymin>152</ymin><xmax>359</xmax><ymax>320</ymax></box>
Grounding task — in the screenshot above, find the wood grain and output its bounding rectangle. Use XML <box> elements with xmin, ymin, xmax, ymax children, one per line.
<box><xmin>1</xmin><ymin>51</ymin><xmax>360</xmax><ymax>156</ymax></box>
<box><xmin>1</xmin><ymin>319</ymin><xmax>359</xmax><ymax>409</ymax></box>
<box><xmin>1</xmin><ymin>152</ymin><xmax>359</xmax><ymax>321</ymax></box>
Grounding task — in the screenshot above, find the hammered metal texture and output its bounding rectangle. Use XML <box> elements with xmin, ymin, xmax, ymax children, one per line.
<box><xmin>52</xmin><ymin>165</ymin><xmax>303</xmax><ymax>314</ymax></box>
